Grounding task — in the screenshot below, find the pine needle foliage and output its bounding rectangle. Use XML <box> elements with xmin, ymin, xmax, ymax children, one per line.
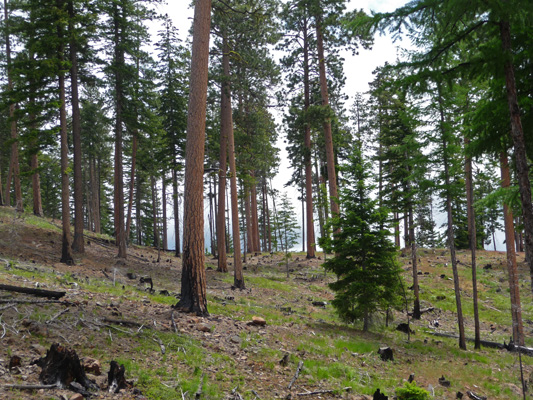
<box><xmin>322</xmin><ymin>146</ymin><xmax>403</xmax><ymax>329</ymax></box>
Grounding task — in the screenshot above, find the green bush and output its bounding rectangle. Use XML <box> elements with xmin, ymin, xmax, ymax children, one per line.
<box><xmin>395</xmin><ymin>382</ymin><xmax>430</xmax><ymax>400</ymax></box>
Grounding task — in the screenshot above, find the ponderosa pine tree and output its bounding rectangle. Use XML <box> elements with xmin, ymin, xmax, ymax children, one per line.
<box><xmin>176</xmin><ymin>0</ymin><xmax>211</xmax><ymax>315</ymax></box>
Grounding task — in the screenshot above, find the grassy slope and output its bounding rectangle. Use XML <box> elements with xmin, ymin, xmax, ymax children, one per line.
<box><xmin>0</xmin><ymin>206</ymin><xmax>532</xmax><ymax>399</ymax></box>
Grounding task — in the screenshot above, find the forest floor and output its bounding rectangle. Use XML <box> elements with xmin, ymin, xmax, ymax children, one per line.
<box><xmin>0</xmin><ymin>205</ymin><xmax>533</xmax><ymax>400</ymax></box>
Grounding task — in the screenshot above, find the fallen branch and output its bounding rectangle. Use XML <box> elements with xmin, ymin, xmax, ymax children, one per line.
<box><xmin>46</xmin><ymin>308</ymin><xmax>70</xmax><ymax>325</ymax></box>
<box><xmin>0</xmin><ymin>303</ymin><xmax>16</xmax><ymax>311</ymax></box>
<box><xmin>288</xmin><ymin>361</ymin><xmax>304</xmax><ymax>389</ymax></box>
<box><xmin>408</xmin><ymin>307</ymin><xmax>434</xmax><ymax>316</ymax></box>
<box><xmin>0</xmin><ymin>299</ymin><xmax>70</xmax><ymax>305</ymax></box>
<box><xmin>4</xmin><ymin>384</ymin><xmax>58</xmax><ymax>390</ymax></box>
<box><xmin>0</xmin><ymin>284</ymin><xmax>65</xmax><ymax>299</ymax></box>
<box><xmin>296</xmin><ymin>389</ymin><xmax>334</xmax><ymax>397</ymax></box>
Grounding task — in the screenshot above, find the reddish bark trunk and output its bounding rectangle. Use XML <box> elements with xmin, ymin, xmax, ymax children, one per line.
<box><xmin>177</xmin><ymin>0</ymin><xmax>211</xmax><ymax>314</ymax></box>
<box><xmin>315</xmin><ymin>14</ymin><xmax>339</xmax><ymax>220</ymax></box>
<box><xmin>303</xmin><ymin>19</ymin><xmax>315</xmax><ymax>258</ymax></box>
<box><xmin>500</xmin><ymin>18</ymin><xmax>533</xmax><ymax>292</ymax></box>
<box><xmin>500</xmin><ymin>152</ymin><xmax>525</xmax><ymax>346</ymax></box>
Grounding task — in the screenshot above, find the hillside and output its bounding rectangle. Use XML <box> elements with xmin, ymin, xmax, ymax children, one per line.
<box><xmin>0</xmin><ymin>205</ymin><xmax>532</xmax><ymax>400</ymax></box>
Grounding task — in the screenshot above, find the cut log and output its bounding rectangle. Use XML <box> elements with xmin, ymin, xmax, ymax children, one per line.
<box><xmin>0</xmin><ymin>284</ymin><xmax>65</xmax><ymax>299</ymax></box>
<box><xmin>32</xmin><ymin>343</ymin><xmax>97</xmax><ymax>391</ymax></box>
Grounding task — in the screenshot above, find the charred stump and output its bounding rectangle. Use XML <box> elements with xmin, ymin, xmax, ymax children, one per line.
<box><xmin>108</xmin><ymin>360</ymin><xmax>128</xmax><ymax>393</ymax></box>
<box><xmin>32</xmin><ymin>343</ymin><xmax>96</xmax><ymax>391</ymax></box>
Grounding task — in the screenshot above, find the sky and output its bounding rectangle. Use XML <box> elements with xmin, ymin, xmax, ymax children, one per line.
<box><xmin>154</xmin><ymin>0</ymin><xmax>507</xmax><ymax>253</ymax></box>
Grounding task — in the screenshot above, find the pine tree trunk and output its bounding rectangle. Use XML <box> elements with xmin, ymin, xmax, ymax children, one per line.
<box><xmin>177</xmin><ymin>0</ymin><xmax>211</xmax><ymax>315</ymax></box>
<box><xmin>439</xmin><ymin>86</ymin><xmax>466</xmax><ymax>350</ymax></box>
<box><xmin>315</xmin><ymin>14</ymin><xmax>339</xmax><ymax>221</ymax></box>
<box><xmin>500</xmin><ymin>151</ymin><xmax>525</xmax><ymax>346</ymax></box>
<box><xmin>245</xmin><ymin>187</ymin><xmax>253</xmax><ymax>254</ymax></box>
<box><xmin>4</xmin><ymin>0</ymin><xmax>22</xmax><ymax>212</ymax></box>
<box><xmin>69</xmin><ymin>0</ymin><xmax>84</xmax><ymax>253</ymax></box>
<box><xmin>136</xmin><ymin>174</ymin><xmax>142</xmax><ymax>245</ymax></box>
<box><xmin>251</xmin><ymin>181</ymin><xmax>260</xmax><ymax>253</ymax></box>
<box><xmin>261</xmin><ymin>178</ymin><xmax>267</xmax><ymax>252</ymax></box>
<box><xmin>303</xmin><ymin>20</ymin><xmax>315</xmax><ymax>258</ymax></box>
<box><xmin>407</xmin><ymin>183</ymin><xmax>421</xmax><ymax>320</ymax></box>
<box><xmin>225</xmin><ymin>77</ymin><xmax>244</xmax><ymax>289</ymax></box>
<box><xmin>499</xmin><ymin>18</ymin><xmax>533</xmax><ymax>293</ymax></box>
<box><xmin>29</xmin><ymin>106</ymin><xmax>43</xmax><ymax>217</ymax></box>
<box><xmin>113</xmin><ymin>2</ymin><xmax>126</xmax><ymax>258</ymax></box>
<box><xmin>172</xmin><ymin>166</ymin><xmax>181</xmax><ymax>257</ymax></box>
<box><xmin>125</xmin><ymin>132</ymin><xmax>138</xmax><ymax>242</ymax></box>
<box><xmin>465</xmin><ymin>138</ymin><xmax>480</xmax><ymax>349</ymax></box>
<box><xmin>162</xmin><ymin>173</ymin><xmax>168</xmax><ymax>251</ymax></box>
<box><xmin>217</xmin><ymin>35</ymin><xmax>230</xmax><ymax>272</ymax></box>
<box><xmin>265</xmin><ymin>180</ymin><xmax>272</xmax><ymax>252</ymax></box>
<box><xmin>58</xmin><ymin>22</ymin><xmax>74</xmax><ymax>265</ymax></box>
<box><xmin>90</xmin><ymin>157</ymin><xmax>100</xmax><ymax>234</ymax></box>
<box><xmin>150</xmin><ymin>175</ymin><xmax>159</xmax><ymax>249</ymax></box>
<box><xmin>28</xmin><ymin>48</ymin><xmax>43</xmax><ymax>217</ymax></box>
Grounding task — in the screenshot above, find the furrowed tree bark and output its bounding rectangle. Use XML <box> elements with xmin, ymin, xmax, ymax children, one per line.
<box><xmin>500</xmin><ymin>151</ymin><xmax>525</xmax><ymax>346</ymax></box>
<box><xmin>113</xmin><ymin>1</ymin><xmax>127</xmax><ymax>258</ymax></box>
<box><xmin>315</xmin><ymin>13</ymin><xmax>339</xmax><ymax>221</ymax></box>
<box><xmin>4</xmin><ymin>0</ymin><xmax>22</xmax><ymax>212</ymax></box>
<box><xmin>303</xmin><ymin>18</ymin><xmax>315</xmax><ymax>259</ymax></box>
<box><xmin>217</xmin><ymin>34</ymin><xmax>230</xmax><ymax>273</ymax></box>
<box><xmin>176</xmin><ymin>0</ymin><xmax>211</xmax><ymax>315</ymax></box>
<box><xmin>499</xmin><ymin>19</ymin><xmax>533</xmax><ymax>293</ymax></box>
<box><xmin>58</xmin><ymin>14</ymin><xmax>74</xmax><ymax>265</ymax></box>
<box><xmin>465</xmin><ymin>137</ymin><xmax>480</xmax><ymax>349</ymax></box>
<box><xmin>69</xmin><ymin>0</ymin><xmax>84</xmax><ymax>253</ymax></box>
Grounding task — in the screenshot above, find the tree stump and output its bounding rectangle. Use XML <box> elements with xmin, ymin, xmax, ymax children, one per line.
<box><xmin>378</xmin><ymin>346</ymin><xmax>394</xmax><ymax>361</ymax></box>
<box><xmin>33</xmin><ymin>343</ymin><xmax>96</xmax><ymax>391</ymax></box>
<box><xmin>108</xmin><ymin>360</ymin><xmax>128</xmax><ymax>393</ymax></box>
